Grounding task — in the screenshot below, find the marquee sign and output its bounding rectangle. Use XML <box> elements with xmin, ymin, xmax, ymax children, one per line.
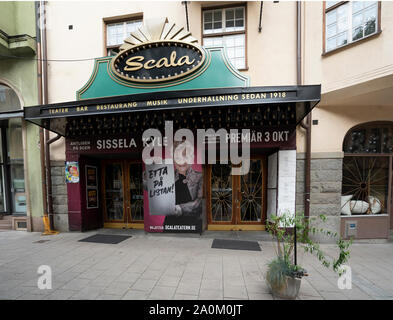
<box><xmin>111</xmin><ymin>41</ymin><xmax>205</xmax><ymax>83</ymax></box>
<box><xmin>110</xmin><ymin>18</ymin><xmax>206</xmax><ymax>83</ymax></box>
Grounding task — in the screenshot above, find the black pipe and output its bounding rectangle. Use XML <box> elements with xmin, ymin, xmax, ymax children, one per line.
<box><xmin>295</xmin><ymin>1</ymin><xmax>302</xmax><ymax>267</ymax></box>
<box><xmin>1</xmin><ymin>128</ymin><xmax>12</xmax><ymax>216</ymax></box>
<box><xmin>258</xmin><ymin>2</ymin><xmax>263</xmax><ymax>33</ymax></box>
<box><xmin>294</xmin><ymin>225</ymin><xmax>297</xmax><ymax>265</ymax></box>
<box><xmin>297</xmin><ymin>1</ymin><xmax>311</xmax><ymax>221</ymax></box>
<box><xmin>182</xmin><ymin>1</ymin><xmax>190</xmax><ymax>32</ymax></box>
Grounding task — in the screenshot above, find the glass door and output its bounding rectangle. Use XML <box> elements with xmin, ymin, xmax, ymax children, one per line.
<box><xmin>127</xmin><ymin>162</ymin><xmax>144</xmax><ymax>222</ymax></box>
<box><xmin>103</xmin><ymin>162</ymin><xmax>124</xmax><ymax>222</ymax></box>
<box><xmin>239</xmin><ymin>159</ymin><xmax>264</xmax><ymax>223</ymax></box>
<box><xmin>207</xmin><ymin>158</ymin><xmax>266</xmax><ymax>226</ymax></box>
<box><xmin>102</xmin><ymin>160</ymin><xmax>144</xmax><ymax>224</ymax></box>
<box><xmin>210</xmin><ymin>163</ymin><xmax>234</xmax><ymax>223</ymax></box>
<box><xmin>390</xmin><ymin>156</ymin><xmax>393</xmax><ymax>230</ymax></box>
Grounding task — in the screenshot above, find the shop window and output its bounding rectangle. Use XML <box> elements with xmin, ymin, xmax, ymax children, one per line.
<box><xmin>8</xmin><ymin>119</ymin><xmax>26</xmax><ymax>214</ymax></box>
<box><xmin>0</xmin><ymin>84</ymin><xmax>25</xmax><ymax>216</ymax></box>
<box><xmin>341</xmin><ymin>122</ymin><xmax>393</xmax><ymax>216</ymax></box>
<box><xmin>105</xmin><ymin>17</ymin><xmax>143</xmax><ymax>56</ymax></box>
<box><xmin>324</xmin><ymin>1</ymin><xmax>380</xmax><ymax>53</ymax></box>
<box><xmin>202</xmin><ymin>5</ymin><xmax>247</xmax><ymax>70</ymax></box>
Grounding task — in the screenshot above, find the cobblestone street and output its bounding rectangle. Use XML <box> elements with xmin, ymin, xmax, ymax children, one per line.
<box><xmin>0</xmin><ymin>230</ymin><xmax>392</xmax><ymax>300</ymax></box>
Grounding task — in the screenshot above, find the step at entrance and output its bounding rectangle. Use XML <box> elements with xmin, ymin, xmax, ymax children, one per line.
<box><xmin>0</xmin><ymin>215</ymin><xmax>12</xmax><ymax>230</ymax></box>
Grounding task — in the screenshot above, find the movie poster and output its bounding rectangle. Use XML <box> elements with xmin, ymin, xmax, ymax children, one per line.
<box><xmin>86</xmin><ymin>166</ymin><xmax>97</xmax><ymax>187</ymax></box>
<box><xmin>146</xmin><ymin>163</ymin><xmax>175</xmax><ymax>216</ymax></box>
<box><xmin>87</xmin><ymin>189</ymin><xmax>98</xmax><ymax>208</ymax></box>
<box><xmin>85</xmin><ymin>165</ymin><xmax>98</xmax><ymax>209</ymax></box>
<box><xmin>143</xmin><ymin>142</ymin><xmax>203</xmax><ymax>233</ymax></box>
<box><xmin>65</xmin><ymin>161</ymin><xmax>80</xmax><ymax>183</ymax></box>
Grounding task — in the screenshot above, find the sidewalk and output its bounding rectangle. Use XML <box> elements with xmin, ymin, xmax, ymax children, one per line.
<box><xmin>0</xmin><ymin>229</ymin><xmax>392</xmax><ymax>300</ymax></box>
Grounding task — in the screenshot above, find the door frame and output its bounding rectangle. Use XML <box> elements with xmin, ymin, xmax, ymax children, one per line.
<box><xmin>206</xmin><ymin>156</ymin><xmax>267</xmax><ymax>230</ymax></box>
<box><xmin>389</xmin><ymin>155</ymin><xmax>392</xmax><ymax>230</ymax></box>
<box><xmin>101</xmin><ymin>159</ymin><xmax>144</xmax><ymax>229</ymax></box>
<box><xmin>126</xmin><ymin>159</ymin><xmax>144</xmax><ymax>224</ymax></box>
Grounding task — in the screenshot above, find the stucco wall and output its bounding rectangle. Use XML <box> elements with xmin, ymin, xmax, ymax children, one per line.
<box><xmin>297</xmin><ymin>1</ymin><xmax>393</xmax><ymax>154</ymax></box>
<box><xmin>311</xmin><ymin>104</ymin><xmax>393</xmax><ymax>153</ymax></box>
<box><xmin>0</xmin><ymin>1</ymin><xmax>44</xmax><ymax>231</ymax></box>
<box><xmin>0</xmin><ymin>1</ymin><xmax>36</xmax><ymax>36</ymax></box>
<box><xmin>303</xmin><ymin>1</ymin><xmax>393</xmax><ymax>93</ymax></box>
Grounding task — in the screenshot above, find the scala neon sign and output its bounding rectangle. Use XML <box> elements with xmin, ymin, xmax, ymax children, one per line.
<box><xmin>111</xmin><ymin>41</ymin><xmax>206</xmax><ymax>83</ymax></box>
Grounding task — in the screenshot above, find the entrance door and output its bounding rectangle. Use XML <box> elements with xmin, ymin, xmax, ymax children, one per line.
<box><xmin>207</xmin><ymin>158</ymin><xmax>266</xmax><ymax>230</ymax></box>
<box><xmin>102</xmin><ymin>160</ymin><xmax>144</xmax><ymax>228</ymax></box>
<box><xmin>390</xmin><ymin>156</ymin><xmax>393</xmax><ymax>230</ymax></box>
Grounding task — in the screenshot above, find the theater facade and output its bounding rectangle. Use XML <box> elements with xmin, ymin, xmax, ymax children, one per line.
<box><xmin>24</xmin><ymin>19</ymin><xmax>320</xmax><ymax>233</ymax></box>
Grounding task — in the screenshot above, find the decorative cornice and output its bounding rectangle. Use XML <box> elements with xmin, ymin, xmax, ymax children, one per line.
<box><xmin>0</xmin><ymin>28</ymin><xmax>36</xmax><ymax>55</ymax></box>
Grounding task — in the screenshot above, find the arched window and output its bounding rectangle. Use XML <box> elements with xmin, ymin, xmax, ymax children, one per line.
<box><xmin>0</xmin><ymin>84</ymin><xmax>21</xmax><ymax>112</ymax></box>
<box><xmin>341</xmin><ymin>122</ymin><xmax>392</xmax><ymax>216</ymax></box>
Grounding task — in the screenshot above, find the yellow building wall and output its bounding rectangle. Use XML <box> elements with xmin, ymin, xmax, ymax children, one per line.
<box><xmin>45</xmin><ymin>1</ymin><xmax>393</xmax><ymax>158</ymax></box>
<box><xmin>299</xmin><ymin>1</ymin><xmax>393</xmax><ymax>154</ymax></box>
<box><xmin>46</xmin><ymin>1</ymin><xmax>298</xmax><ymax>160</ymax></box>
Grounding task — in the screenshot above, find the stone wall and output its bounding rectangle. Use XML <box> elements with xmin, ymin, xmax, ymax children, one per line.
<box><xmin>51</xmin><ymin>161</ymin><xmax>69</xmax><ymax>231</ymax></box>
<box><xmin>296</xmin><ymin>152</ymin><xmax>343</xmax><ymax>242</ymax></box>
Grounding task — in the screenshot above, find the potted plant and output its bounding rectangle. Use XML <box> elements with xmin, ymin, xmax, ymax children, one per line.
<box><xmin>265</xmin><ymin>212</ymin><xmax>352</xmax><ymax>299</ymax></box>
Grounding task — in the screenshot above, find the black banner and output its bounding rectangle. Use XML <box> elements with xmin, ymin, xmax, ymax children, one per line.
<box><xmin>24</xmin><ymin>85</ymin><xmax>321</xmax><ymax>121</ymax></box>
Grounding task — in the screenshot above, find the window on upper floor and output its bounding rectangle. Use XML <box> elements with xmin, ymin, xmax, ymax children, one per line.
<box><xmin>324</xmin><ymin>1</ymin><xmax>380</xmax><ymax>53</ymax></box>
<box><xmin>202</xmin><ymin>5</ymin><xmax>247</xmax><ymax>70</ymax></box>
<box><xmin>105</xmin><ymin>17</ymin><xmax>143</xmax><ymax>56</ymax></box>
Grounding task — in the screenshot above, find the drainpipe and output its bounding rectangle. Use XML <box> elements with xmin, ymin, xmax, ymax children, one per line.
<box><xmin>45</xmin><ymin>133</ymin><xmax>61</xmax><ymax>230</ymax></box>
<box><xmin>300</xmin><ymin>116</ymin><xmax>311</xmax><ymax>220</ymax></box>
<box><xmin>297</xmin><ymin>1</ymin><xmax>311</xmax><ymax>221</ymax></box>
<box><xmin>35</xmin><ymin>2</ymin><xmax>48</xmax><ymax>230</ymax></box>
<box><xmin>295</xmin><ymin>0</ymin><xmax>311</xmax><ymax>267</ymax></box>
<box><xmin>296</xmin><ymin>1</ymin><xmax>302</xmax><ymax>86</ymax></box>
<box><xmin>40</xmin><ymin>1</ymin><xmax>61</xmax><ymax>231</ymax></box>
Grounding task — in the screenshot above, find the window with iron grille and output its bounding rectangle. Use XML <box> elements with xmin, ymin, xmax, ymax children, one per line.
<box><xmin>341</xmin><ymin>122</ymin><xmax>393</xmax><ymax>216</ymax></box>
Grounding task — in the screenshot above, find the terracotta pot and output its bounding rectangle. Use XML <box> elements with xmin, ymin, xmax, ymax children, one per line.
<box><xmin>267</xmin><ymin>276</ymin><xmax>301</xmax><ymax>300</ymax></box>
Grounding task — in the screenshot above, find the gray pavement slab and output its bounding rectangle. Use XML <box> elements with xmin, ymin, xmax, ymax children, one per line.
<box><xmin>0</xmin><ymin>229</ymin><xmax>393</xmax><ymax>300</ymax></box>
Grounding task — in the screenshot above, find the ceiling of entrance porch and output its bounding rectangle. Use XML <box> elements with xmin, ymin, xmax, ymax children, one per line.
<box><xmin>318</xmin><ymin>73</ymin><xmax>393</xmax><ymax>108</ymax></box>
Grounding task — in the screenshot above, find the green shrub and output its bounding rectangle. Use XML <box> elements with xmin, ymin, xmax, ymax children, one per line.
<box><xmin>266</xmin><ymin>212</ymin><xmax>352</xmax><ymax>288</ymax></box>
